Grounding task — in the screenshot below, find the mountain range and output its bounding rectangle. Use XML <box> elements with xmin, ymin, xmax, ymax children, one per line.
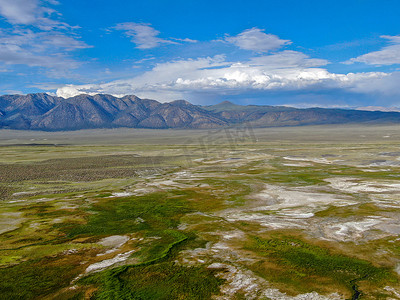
<box><xmin>1</xmin><ymin>93</ymin><xmax>400</xmax><ymax>131</ymax></box>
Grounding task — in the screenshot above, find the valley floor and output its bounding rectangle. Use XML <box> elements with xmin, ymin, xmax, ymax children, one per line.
<box><xmin>1</xmin><ymin>125</ymin><xmax>400</xmax><ymax>299</ymax></box>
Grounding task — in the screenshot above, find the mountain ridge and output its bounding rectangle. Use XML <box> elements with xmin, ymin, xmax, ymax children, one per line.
<box><xmin>1</xmin><ymin>93</ymin><xmax>400</xmax><ymax>131</ymax></box>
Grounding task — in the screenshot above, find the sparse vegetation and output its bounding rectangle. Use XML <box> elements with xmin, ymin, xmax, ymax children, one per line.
<box><xmin>1</xmin><ymin>127</ymin><xmax>400</xmax><ymax>299</ymax></box>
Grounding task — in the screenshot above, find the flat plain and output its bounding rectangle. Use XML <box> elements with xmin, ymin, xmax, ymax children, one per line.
<box><xmin>1</xmin><ymin>125</ymin><xmax>400</xmax><ymax>299</ymax></box>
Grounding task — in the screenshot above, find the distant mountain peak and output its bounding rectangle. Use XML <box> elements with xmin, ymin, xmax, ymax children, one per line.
<box><xmin>2</xmin><ymin>93</ymin><xmax>400</xmax><ymax>131</ymax></box>
<box><xmin>218</xmin><ymin>100</ymin><xmax>236</xmax><ymax>106</ymax></box>
<box><xmin>169</xmin><ymin>100</ymin><xmax>192</xmax><ymax>106</ymax></box>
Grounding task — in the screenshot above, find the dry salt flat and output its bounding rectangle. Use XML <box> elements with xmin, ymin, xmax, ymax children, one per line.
<box><xmin>218</xmin><ymin>182</ymin><xmax>400</xmax><ymax>243</ymax></box>
<box><xmin>283</xmin><ymin>156</ymin><xmax>333</xmax><ymax>164</ymax></box>
<box><xmin>221</xmin><ymin>183</ymin><xmax>356</xmax><ymax>230</ymax></box>
<box><xmin>325</xmin><ymin>177</ymin><xmax>400</xmax><ymax>194</ymax></box>
<box><xmin>86</xmin><ymin>250</ymin><xmax>135</xmax><ymax>273</ymax></box>
<box><xmin>97</xmin><ymin>235</ymin><xmax>130</xmax><ymax>255</ymax></box>
<box><xmin>111</xmin><ymin>191</ymin><xmax>133</xmax><ymax>197</ymax></box>
<box><xmin>72</xmin><ymin>235</ymin><xmax>135</xmax><ymax>276</ymax></box>
<box><xmin>251</xmin><ymin>184</ymin><xmax>356</xmax><ymax>213</ymax></box>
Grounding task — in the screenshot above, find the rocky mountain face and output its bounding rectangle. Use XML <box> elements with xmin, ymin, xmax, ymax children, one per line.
<box><xmin>1</xmin><ymin>93</ymin><xmax>400</xmax><ymax>130</ymax></box>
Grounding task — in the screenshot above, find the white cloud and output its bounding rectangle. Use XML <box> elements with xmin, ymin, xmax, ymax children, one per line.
<box><xmin>249</xmin><ymin>50</ymin><xmax>329</xmax><ymax>68</ymax></box>
<box><xmin>0</xmin><ymin>29</ymin><xmax>90</xmax><ymax>71</ymax></box>
<box><xmin>347</xmin><ymin>71</ymin><xmax>400</xmax><ymax>96</ymax></box>
<box><xmin>56</xmin><ymin>52</ymin><xmax>392</xmax><ymax>100</ymax></box>
<box><xmin>345</xmin><ymin>35</ymin><xmax>400</xmax><ymax>65</ymax></box>
<box><xmin>44</xmin><ymin>0</ymin><xmax>60</xmax><ymax>5</ymax></box>
<box><xmin>0</xmin><ymin>0</ymin><xmax>74</xmax><ymax>30</ymax></box>
<box><xmin>2</xmin><ymin>89</ymin><xmax>23</xmax><ymax>94</ymax></box>
<box><xmin>114</xmin><ymin>23</ymin><xmax>196</xmax><ymax>49</ymax></box>
<box><xmin>39</xmin><ymin>33</ymin><xmax>91</xmax><ymax>50</ymax></box>
<box><xmin>224</xmin><ymin>27</ymin><xmax>291</xmax><ymax>52</ymax></box>
<box><xmin>356</xmin><ymin>106</ymin><xmax>400</xmax><ymax>112</ymax></box>
<box><xmin>114</xmin><ymin>23</ymin><xmax>177</xmax><ymax>49</ymax></box>
<box><xmin>0</xmin><ymin>0</ymin><xmax>38</xmax><ymax>24</ymax></box>
<box><xmin>171</xmin><ymin>37</ymin><xmax>198</xmax><ymax>43</ymax></box>
<box><xmin>29</xmin><ymin>82</ymin><xmax>65</xmax><ymax>90</ymax></box>
<box><xmin>0</xmin><ymin>0</ymin><xmax>90</xmax><ymax>77</ymax></box>
<box><xmin>0</xmin><ymin>43</ymin><xmax>76</xmax><ymax>69</ymax></box>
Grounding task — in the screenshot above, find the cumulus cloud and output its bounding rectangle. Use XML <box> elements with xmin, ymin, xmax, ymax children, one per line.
<box><xmin>56</xmin><ymin>52</ymin><xmax>391</xmax><ymax>100</ymax></box>
<box><xmin>114</xmin><ymin>22</ymin><xmax>196</xmax><ymax>49</ymax></box>
<box><xmin>345</xmin><ymin>35</ymin><xmax>400</xmax><ymax>65</ymax></box>
<box><xmin>224</xmin><ymin>27</ymin><xmax>291</xmax><ymax>52</ymax></box>
<box><xmin>347</xmin><ymin>71</ymin><xmax>400</xmax><ymax>96</ymax></box>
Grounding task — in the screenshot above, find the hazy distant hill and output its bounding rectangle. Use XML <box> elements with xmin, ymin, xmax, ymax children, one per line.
<box><xmin>1</xmin><ymin>93</ymin><xmax>400</xmax><ymax>130</ymax></box>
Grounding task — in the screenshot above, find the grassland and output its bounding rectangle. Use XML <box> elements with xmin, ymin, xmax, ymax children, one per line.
<box><xmin>1</xmin><ymin>125</ymin><xmax>400</xmax><ymax>299</ymax></box>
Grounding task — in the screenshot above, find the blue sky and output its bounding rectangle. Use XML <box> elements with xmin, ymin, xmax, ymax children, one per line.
<box><xmin>0</xmin><ymin>0</ymin><xmax>400</xmax><ymax>107</ymax></box>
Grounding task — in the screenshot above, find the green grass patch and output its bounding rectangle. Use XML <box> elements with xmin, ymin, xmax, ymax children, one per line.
<box><xmin>63</xmin><ymin>191</ymin><xmax>193</xmax><ymax>238</ymax></box>
<box><xmin>132</xmin><ymin>230</ymin><xmax>188</xmax><ymax>264</ymax></box>
<box><xmin>0</xmin><ymin>255</ymin><xmax>82</xmax><ymax>299</ymax></box>
<box><xmin>77</xmin><ymin>230</ymin><xmax>222</xmax><ymax>300</ymax></box>
<box><xmin>247</xmin><ymin>235</ymin><xmax>397</xmax><ymax>296</ymax></box>
<box><xmin>314</xmin><ymin>202</ymin><xmax>393</xmax><ymax>218</ymax></box>
<box><xmin>80</xmin><ymin>261</ymin><xmax>223</xmax><ymax>300</ymax></box>
<box><xmin>194</xmin><ymin>177</ymin><xmax>252</xmax><ymax>207</ymax></box>
<box><xmin>264</xmin><ymin>170</ymin><xmax>327</xmax><ymax>186</ymax></box>
<box><xmin>0</xmin><ymin>255</ymin><xmax>21</xmax><ymax>265</ymax></box>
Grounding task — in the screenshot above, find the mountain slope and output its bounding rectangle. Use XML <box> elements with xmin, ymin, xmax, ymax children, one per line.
<box><xmin>1</xmin><ymin>93</ymin><xmax>400</xmax><ymax>131</ymax></box>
